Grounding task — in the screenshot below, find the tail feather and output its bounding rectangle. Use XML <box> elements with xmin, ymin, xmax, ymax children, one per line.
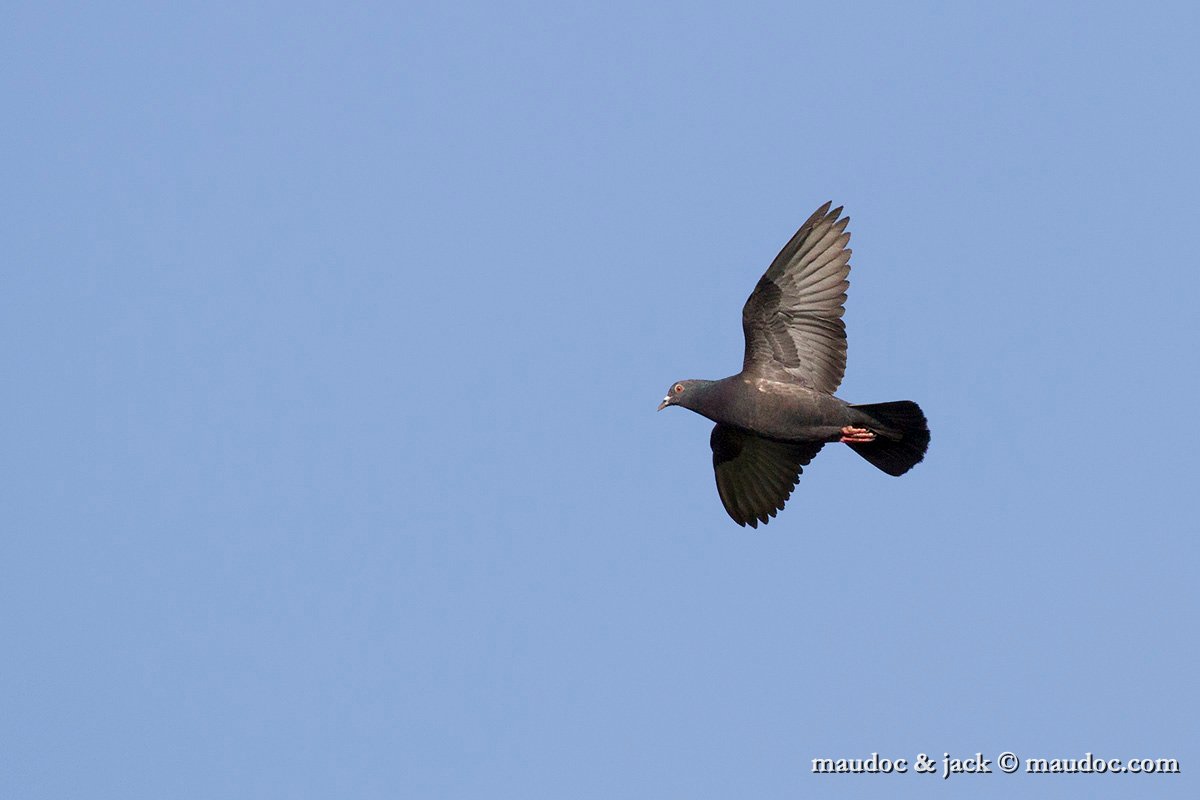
<box><xmin>847</xmin><ymin>401</ymin><xmax>929</xmax><ymax>476</ymax></box>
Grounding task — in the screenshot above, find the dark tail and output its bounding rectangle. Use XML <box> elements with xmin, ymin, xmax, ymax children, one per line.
<box><xmin>847</xmin><ymin>401</ymin><xmax>929</xmax><ymax>477</ymax></box>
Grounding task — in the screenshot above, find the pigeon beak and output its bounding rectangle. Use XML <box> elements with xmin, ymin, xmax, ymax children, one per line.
<box><xmin>657</xmin><ymin>396</ymin><xmax>670</xmax><ymax>411</ymax></box>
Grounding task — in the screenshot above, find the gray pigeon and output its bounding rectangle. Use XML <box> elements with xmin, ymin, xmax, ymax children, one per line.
<box><xmin>658</xmin><ymin>202</ymin><xmax>929</xmax><ymax>527</ymax></box>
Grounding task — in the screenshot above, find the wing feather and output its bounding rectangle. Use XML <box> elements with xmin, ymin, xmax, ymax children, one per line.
<box><xmin>741</xmin><ymin>203</ymin><xmax>853</xmax><ymax>392</ymax></box>
<box><xmin>710</xmin><ymin>424</ymin><xmax>825</xmax><ymax>528</ymax></box>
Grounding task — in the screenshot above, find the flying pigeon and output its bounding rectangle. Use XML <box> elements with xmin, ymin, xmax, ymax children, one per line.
<box><xmin>658</xmin><ymin>202</ymin><xmax>929</xmax><ymax>527</ymax></box>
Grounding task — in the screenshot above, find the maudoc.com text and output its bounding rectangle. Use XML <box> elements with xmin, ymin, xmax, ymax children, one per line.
<box><xmin>810</xmin><ymin>751</ymin><xmax>1180</xmax><ymax>779</ymax></box>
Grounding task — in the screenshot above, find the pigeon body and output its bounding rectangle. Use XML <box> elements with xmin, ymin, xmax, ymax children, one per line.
<box><xmin>665</xmin><ymin>377</ymin><xmax>854</xmax><ymax>442</ymax></box>
<box><xmin>659</xmin><ymin>203</ymin><xmax>929</xmax><ymax>527</ymax></box>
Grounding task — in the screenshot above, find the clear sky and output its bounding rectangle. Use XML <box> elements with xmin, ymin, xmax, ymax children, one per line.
<box><xmin>3</xmin><ymin>2</ymin><xmax>1197</xmax><ymax>799</ymax></box>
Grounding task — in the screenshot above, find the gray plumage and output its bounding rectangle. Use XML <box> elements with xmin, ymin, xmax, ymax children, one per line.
<box><xmin>659</xmin><ymin>202</ymin><xmax>929</xmax><ymax>527</ymax></box>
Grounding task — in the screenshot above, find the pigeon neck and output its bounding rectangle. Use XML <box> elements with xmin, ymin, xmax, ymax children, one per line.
<box><xmin>679</xmin><ymin>379</ymin><xmax>719</xmax><ymax>409</ymax></box>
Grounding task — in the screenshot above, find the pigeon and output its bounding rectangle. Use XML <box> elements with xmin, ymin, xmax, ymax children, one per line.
<box><xmin>658</xmin><ymin>202</ymin><xmax>929</xmax><ymax>527</ymax></box>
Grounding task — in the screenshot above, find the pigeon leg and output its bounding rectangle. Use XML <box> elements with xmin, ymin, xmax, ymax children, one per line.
<box><xmin>839</xmin><ymin>426</ymin><xmax>876</xmax><ymax>444</ymax></box>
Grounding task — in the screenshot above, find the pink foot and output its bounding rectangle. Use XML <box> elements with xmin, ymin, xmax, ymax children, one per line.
<box><xmin>840</xmin><ymin>426</ymin><xmax>876</xmax><ymax>444</ymax></box>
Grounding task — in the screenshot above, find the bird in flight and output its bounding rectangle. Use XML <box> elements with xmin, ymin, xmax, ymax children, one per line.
<box><xmin>658</xmin><ymin>202</ymin><xmax>929</xmax><ymax>527</ymax></box>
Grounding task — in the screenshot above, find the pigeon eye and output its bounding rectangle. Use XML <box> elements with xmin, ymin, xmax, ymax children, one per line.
<box><xmin>674</xmin><ymin>383</ymin><xmax>684</xmax><ymax>393</ymax></box>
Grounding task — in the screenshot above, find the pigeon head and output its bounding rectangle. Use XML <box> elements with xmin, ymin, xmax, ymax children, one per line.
<box><xmin>657</xmin><ymin>379</ymin><xmax>708</xmax><ymax>411</ymax></box>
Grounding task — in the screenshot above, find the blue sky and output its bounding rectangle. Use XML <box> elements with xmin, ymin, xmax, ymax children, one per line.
<box><xmin>3</xmin><ymin>2</ymin><xmax>1197</xmax><ymax>798</ymax></box>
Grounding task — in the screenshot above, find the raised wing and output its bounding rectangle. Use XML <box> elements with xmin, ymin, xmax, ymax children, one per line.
<box><xmin>741</xmin><ymin>202</ymin><xmax>852</xmax><ymax>393</ymax></box>
<box><xmin>711</xmin><ymin>424</ymin><xmax>824</xmax><ymax>528</ymax></box>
